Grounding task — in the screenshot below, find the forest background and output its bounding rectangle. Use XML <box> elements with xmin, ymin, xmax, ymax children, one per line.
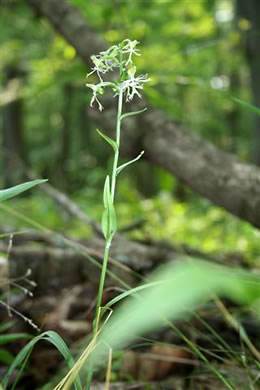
<box><xmin>1</xmin><ymin>0</ymin><xmax>260</xmax><ymax>260</ymax></box>
<box><xmin>1</xmin><ymin>0</ymin><xmax>260</xmax><ymax>388</ymax></box>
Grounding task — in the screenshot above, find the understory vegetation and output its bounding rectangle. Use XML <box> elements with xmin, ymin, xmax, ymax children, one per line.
<box><xmin>1</xmin><ymin>1</ymin><xmax>260</xmax><ymax>389</ymax></box>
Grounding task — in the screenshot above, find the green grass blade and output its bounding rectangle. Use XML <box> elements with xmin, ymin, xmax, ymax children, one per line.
<box><xmin>1</xmin><ymin>331</ymin><xmax>81</xmax><ymax>390</ymax></box>
<box><xmin>0</xmin><ymin>179</ymin><xmax>48</xmax><ymax>201</ymax></box>
<box><xmin>101</xmin><ymin>281</ymin><xmax>162</xmax><ymax>317</ymax></box>
<box><xmin>88</xmin><ymin>260</ymin><xmax>259</xmax><ymax>389</ymax></box>
<box><xmin>232</xmin><ymin>97</ymin><xmax>260</xmax><ymax>115</ymax></box>
<box><xmin>94</xmin><ymin>259</ymin><xmax>259</xmax><ymax>358</ymax></box>
<box><xmin>0</xmin><ymin>333</ymin><xmax>31</xmax><ymax>345</ymax></box>
<box><xmin>0</xmin><ymin>321</ymin><xmax>14</xmax><ymax>333</ymax></box>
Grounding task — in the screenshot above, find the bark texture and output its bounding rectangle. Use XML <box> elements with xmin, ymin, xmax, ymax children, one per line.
<box><xmin>237</xmin><ymin>0</ymin><xmax>260</xmax><ymax>165</ymax></box>
<box><xmin>142</xmin><ymin>110</ymin><xmax>260</xmax><ymax>228</ymax></box>
<box><xmin>27</xmin><ymin>0</ymin><xmax>260</xmax><ymax>228</ymax></box>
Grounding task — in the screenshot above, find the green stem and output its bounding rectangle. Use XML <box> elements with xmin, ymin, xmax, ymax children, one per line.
<box><xmin>95</xmin><ymin>89</ymin><xmax>123</xmax><ymax>321</ymax></box>
<box><xmin>86</xmin><ymin>90</ymin><xmax>123</xmax><ymax>389</ymax></box>
<box><xmin>111</xmin><ymin>89</ymin><xmax>123</xmax><ymax>201</ymax></box>
<box><xmin>93</xmin><ymin>239</ymin><xmax>111</xmax><ymax>328</ymax></box>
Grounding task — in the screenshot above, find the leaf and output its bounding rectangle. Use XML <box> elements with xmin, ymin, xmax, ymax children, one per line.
<box><xmin>1</xmin><ymin>331</ymin><xmax>81</xmax><ymax>390</ymax></box>
<box><xmin>0</xmin><ymin>321</ymin><xmax>14</xmax><ymax>333</ymax></box>
<box><xmin>101</xmin><ymin>281</ymin><xmax>162</xmax><ymax>318</ymax></box>
<box><xmin>101</xmin><ymin>176</ymin><xmax>117</xmax><ymax>240</ymax></box>
<box><xmin>120</xmin><ymin>107</ymin><xmax>147</xmax><ymax>120</ymax></box>
<box><xmin>91</xmin><ymin>260</ymin><xmax>260</xmax><ymax>363</ymax></box>
<box><xmin>0</xmin><ymin>179</ymin><xmax>48</xmax><ymax>202</ymax></box>
<box><xmin>103</xmin><ymin>175</ymin><xmax>110</xmax><ymax>209</ymax></box>
<box><xmin>101</xmin><ymin>209</ymin><xmax>109</xmax><ymax>240</ymax></box>
<box><xmin>232</xmin><ymin>97</ymin><xmax>260</xmax><ymax>116</ymax></box>
<box><xmin>116</xmin><ymin>151</ymin><xmax>144</xmax><ymax>176</ymax></box>
<box><xmin>0</xmin><ymin>349</ymin><xmax>15</xmax><ymax>365</ymax></box>
<box><xmin>109</xmin><ymin>205</ymin><xmax>117</xmax><ymax>239</ymax></box>
<box><xmin>0</xmin><ymin>333</ymin><xmax>31</xmax><ymax>345</ymax></box>
<box><xmin>96</xmin><ymin>128</ymin><xmax>118</xmax><ymax>152</ymax></box>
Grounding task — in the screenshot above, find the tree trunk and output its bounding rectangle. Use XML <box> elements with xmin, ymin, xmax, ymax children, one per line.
<box><xmin>236</xmin><ymin>0</ymin><xmax>260</xmax><ymax>165</ymax></box>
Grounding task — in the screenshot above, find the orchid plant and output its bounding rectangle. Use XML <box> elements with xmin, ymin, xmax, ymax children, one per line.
<box><xmin>85</xmin><ymin>39</ymin><xmax>150</xmax><ymax>386</ymax></box>
<box><xmin>86</xmin><ymin>39</ymin><xmax>150</xmax><ymax>332</ymax></box>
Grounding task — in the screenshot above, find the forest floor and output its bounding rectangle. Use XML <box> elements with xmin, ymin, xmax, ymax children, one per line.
<box><xmin>0</xmin><ymin>229</ymin><xmax>259</xmax><ymax>390</ymax></box>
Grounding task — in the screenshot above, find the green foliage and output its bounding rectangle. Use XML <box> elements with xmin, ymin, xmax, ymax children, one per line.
<box><xmin>116</xmin><ymin>151</ymin><xmax>144</xmax><ymax>176</ymax></box>
<box><xmin>0</xmin><ymin>349</ymin><xmax>14</xmax><ymax>366</ymax></box>
<box><xmin>0</xmin><ymin>322</ymin><xmax>31</xmax><ymax>367</ymax></box>
<box><xmin>1</xmin><ymin>331</ymin><xmax>81</xmax><ymax>390</ymax></box>
<box><xmin>120</xmin><ymin>107</ymin><xmax>147</xmax><ymax>120</ymax></box>
<box><xmin>232</xmin><ymin>97</ymin><xmax>260</xmax><ymax>116</ymax></box>
<box><xmin>0</xmin><ymin>180</ymin><xmax>47</xmax><ymax>201</ymax></box>
<box><xmin>53</xmin><ymin>259</ymin><xmax>259</xmax><ymax>389</ymax></box>
<box><xmin>0</xmin><ymin>333</ymin><xmax>31</xmax><ymax>345</ymax></box>
<box><xmin>115</xmin><ymin>183</ymin><xmax>260</xmax><ymax>264</ymax></box>
<box><xmin>2</xmin><ymin>2</ymin><xmax>260</xmax><ymax>388</ymax></box>
<box><xmin>84</xmin><ymin>40</ymin><xmax>150</xmax><ymax>388</ymax></box>
<box><xmin>96</xmin><ymin>129</ymin><xmax>118</xmax><ymax>153</ymax></box>
<box><xmin>98</xmin><ymin>259</ymin><xmax>259</xmax><ymax>350</ymax></box>
<box><xmin>2</xmin><ymin>0</ymin><xmax>255</xmax><ymax>190</ymax></box>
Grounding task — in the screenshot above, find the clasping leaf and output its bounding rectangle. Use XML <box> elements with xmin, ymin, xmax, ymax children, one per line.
<box><xmin>101</xmin><ymin>176</ymin><xmax>117</xmax><ymax>240</ymax></box>
<box><xmin>120</xmin><ymin>108</ymin><xmax>147</xmax><ymax>121</ymax></box>
<box><xmin>116</xmin><ymin>151</ymin><xmax>144</xmax><ymax>176</ymax></box>
<box><xmin>96</xmin><ymin>129</ymin><xmax>118</xmax><ymax>153</ymax></box>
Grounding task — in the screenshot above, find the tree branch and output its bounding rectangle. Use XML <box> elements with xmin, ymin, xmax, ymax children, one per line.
<box><xmin>142</xmin><ymin>110</ymin><xmax>260</xmax><ymax>228</ymax></box>
<box><xmin>27</xmin><ymin>0</ymin><xmax>260</xmax><ymax>228</ymax></box>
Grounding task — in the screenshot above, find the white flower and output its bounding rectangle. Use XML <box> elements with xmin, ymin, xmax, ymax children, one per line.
<box><xmin>86</xmin><ymin>40</ymin><xmax>151</xmax><ymax>109</ymax></box>
<box><xmin>121</xmin><ymin>39</ymin><xmax>141</xmax><ymax>65</ymax></box>
<box><xmin>87</xmin><ymin>46</ymin><xmax>121</xmax><ymax>81</ymax></box>
<box><xmin>86</xmin><ymin>83</ymin><xmax>104</xmax><ymax>111</ymax></box>
<box><xmin>120</xmin><ymin>74</ymin><xmax>151</xmax><ymax>102</ymax></box>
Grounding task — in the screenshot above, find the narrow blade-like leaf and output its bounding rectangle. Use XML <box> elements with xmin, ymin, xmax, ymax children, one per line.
<box><xmin>1</xmin><ymin>331</ymin><xmax>81</xmax><ymax>390</ymax></box>
<box><xmin>116</xmin><ymin>151</ymin><xmax>144</xmax><ymax>176</ymax></box>
<box><xmin>103</xmin><ymin>175</ymin><xmax>110</xmax><ymax>209</ymax></box>
<box><xmin>0</xmin><ymin>333</ymin><xmax>31</xmax><ymax>345</ymax></box>
<box><xmin>0</xmin><ymin>179</ymin><xmax>48</xmax><ymax>202</ymax></box>
<box><xmin>101</xmin><ymin>209</ymin><xmax>109</xmax><ymax>240</ymax></box>
<box><xmin>232</xmin><ymin>97</ymin><xmax>260</xmax><ymax>116</ymax></box>
<box><xmin>120</xmin><ymin>108</ymin><xmax>147</xmax><ymax>120</ymax></box>
<box><xmin>91</xmin><ymin>260</ymin><xmax>260</xmax><ymax>366</ymax></box>
<box><xmin>96</xmin><ymin>129</ymin><xmax>118</xmax><ymax>152</ymax></box>
<box><xmin>102</xmin><ymin>176</ymin><xmax>117</xmax><ymax>239</ymax></box>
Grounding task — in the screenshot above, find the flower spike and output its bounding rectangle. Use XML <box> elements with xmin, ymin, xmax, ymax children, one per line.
<box><xmin>86</xmin><ymin>39</ymin><xmax>150</xmax><ymax>110</ymax></box>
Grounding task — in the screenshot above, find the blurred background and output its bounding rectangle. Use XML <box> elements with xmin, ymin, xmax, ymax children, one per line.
<box><xmin>1</xmin><ymin>0</ymin><xmax>260</xmax><ymax>261</ymax></box>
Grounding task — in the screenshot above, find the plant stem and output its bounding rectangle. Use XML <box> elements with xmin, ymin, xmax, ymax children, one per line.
<box><xmin>86</xmin><ymin>90</ymin><xmax>123</xmax><ymax>389</ymax></box>
<box><xmin>94</xmin><ymin>88</ymin><xmax>123</xmax><ymax>327</ymax></box>
<box><xmin>93</xmin><ymin>239</ymin><xmax>111</xmax><ymax>330</ymax></box>
<box><xmin>111</xmin><ymin>89</ymin><xmax>123</xmax><ymax>201</ymax></box>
